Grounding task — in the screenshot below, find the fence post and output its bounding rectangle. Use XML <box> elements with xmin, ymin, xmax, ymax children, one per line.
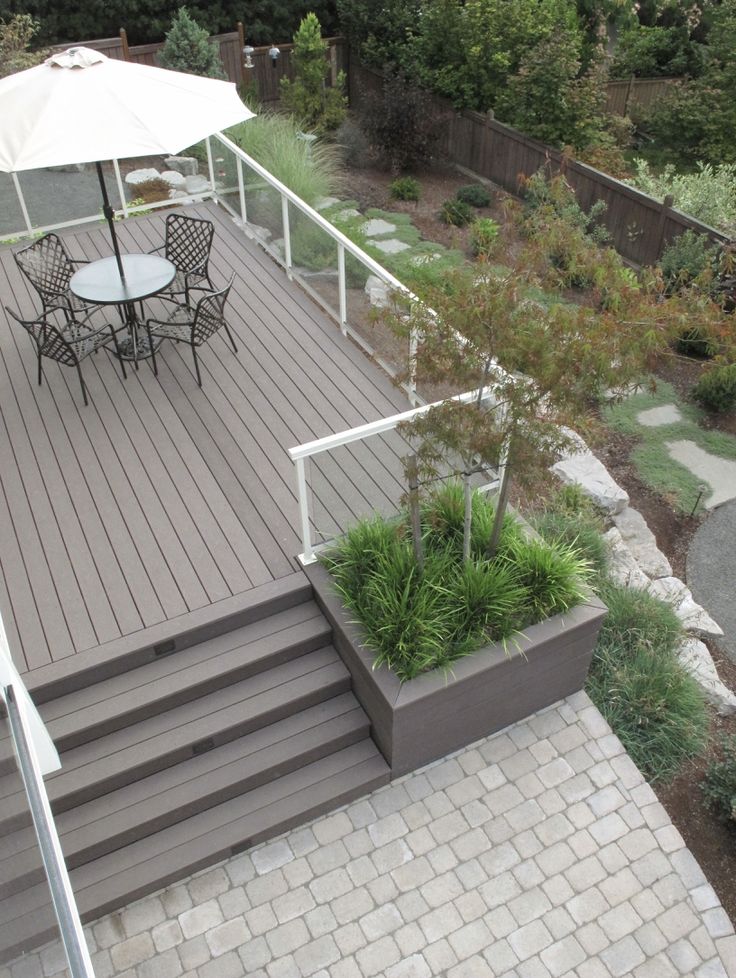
<box><xmin>237</xmin><ymin>22</ymin><xmax>245</xmax><ymax>85</ymax></box>
<box><xmin>119</xmin><ymin>27</ymin><xmax>130</xmax><ymax>61</ymax></box>
<box><xmin>655</xmin><ymin>193</ymin><xmax>675</xmax><ymax>263</ymax></box>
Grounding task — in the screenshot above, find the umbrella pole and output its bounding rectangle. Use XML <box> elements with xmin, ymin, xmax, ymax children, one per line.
<box><xmin>95</xmin><ymin>162</ymin><xmax>126</xmax><ymax>281</ymax></box>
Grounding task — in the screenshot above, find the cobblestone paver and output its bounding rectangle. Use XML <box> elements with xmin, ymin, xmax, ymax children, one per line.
<box><xmin>5</xmin><ymin>692</ymin><xmax>736</xmax><ymax>978</ymax></box>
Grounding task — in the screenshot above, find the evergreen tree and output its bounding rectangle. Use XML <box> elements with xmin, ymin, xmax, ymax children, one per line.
<box><xmin>280</xmin><ymin>12</ymin><xmax>346</xmax><ymax>132</ymax></box>
<box><xmin>158</xmin><ymin>7</ymin><xmax>226</xmax><ymax>79</ymax></box>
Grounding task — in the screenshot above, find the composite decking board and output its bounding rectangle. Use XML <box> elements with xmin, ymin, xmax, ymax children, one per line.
<box><xmin>0</xmin><ymin>260</ymin><xmax>124</xmax><ymax>650</ymax></box>
<box><xmin>0</xmin><ymin>203</ymin><xmax>412</xmax><ymax>672</ymax></box>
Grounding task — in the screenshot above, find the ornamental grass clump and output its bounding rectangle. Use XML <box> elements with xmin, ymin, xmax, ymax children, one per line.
<box><xmin>586</xmin><ymin>581</ymin><xmax>708</xmax><ymax>782</ymax></box>
<box><xmin>322</xmin><ymin>485</ymin><xmax>591</xmax><ymax>682</ymax></box>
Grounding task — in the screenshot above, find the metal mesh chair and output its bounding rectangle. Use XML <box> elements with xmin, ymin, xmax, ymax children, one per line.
<box><xmin>145</xmin><ymin>278</ymin><xmax>237</xmax><ymax>386</ymax></box>
<box><xmin>5</xmin><ymin>306</ymin><xmax>127</xmax><ymax>406</ymax></box>
<box><xmin>150</xmin><ymin>213</ymin><xmax>215</xmax><ymax>306</ymax></box>
<box><xmin>14</xmin><ymin>233</ymin><xmax>96</xmax><ymax>322</ymax></box>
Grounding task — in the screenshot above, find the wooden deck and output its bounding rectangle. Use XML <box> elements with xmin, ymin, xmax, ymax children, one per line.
<box><xmin>0</xmin><ymin>202</ymin><xmax>410</xmax><ymax>676</ymax></box>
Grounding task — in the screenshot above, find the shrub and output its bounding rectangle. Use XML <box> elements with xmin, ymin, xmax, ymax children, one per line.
<box><xmin>360</xmin><ymin>68</ymin><xmax>442</xmax><ymax>175</ymax></box>
<box><xmin>675</xmin><ymin>327</ymin><xmax>717</xmax><ymax>359</ymax></box>
<box><xmin>390</xmin><ymin>177</ymin><xmax>421</xmax><ymax>202</ymax></box>
<box><xmin>335</xmin><ymin>119</ymin><xmax>370</xmax><ymax>168</ymax></box>
<box><xmin>470</xmin><ymin>218</ymin><xmax>501</xmax><ymax>258</ymax></box>
<box><xmin>521</xmin><ymin>170</ymin><xmax>609</xmax><ymax>244</ymax></box>
<box><xmin>127</xmin><ymin>178</ymin><xmax>172</xmax><ymax>204</ymax></box>
<box><xmin>456</xmin><ymin>184</ymin><xmax>492</xmax><ymax>208</ymax></box>
<box><xmin>440</xmin><ymin>198</ymin><xmax>473</xmax><ymax>227</ymax></box>
<box><xmin>280</xmin><ymin>13</ymin><xmax>347</xmax><ymax>134</ymax></box>
<box><xmin>586</xmin><ymin>582</ymin><xmax>708</xmax><ymax>782</ymax></box>
<box><xmin>660</xmin><ymin>231</ymin><xmax>718</xmax><ymax>292</ymax></box>
<box><xmin>629</xmin><ymin>160</ymin><xmax>736</xmax><ymax>238</ymax></box>
<box><xmin>703</xmin><ymin>737</ymin><xmax>736</xmax><ymax>825</ymax></box>
<box><xmin>158</xmin><ymin>7</ymin><xmax>226</xmax><ymax>79</ymax></box>
<box><xmin>0</xmin><ymin>13</ymin><xmax>46</xmax><ymax>78</ymax></box>
<box><xmin>611</xmin><ymin>24</ymin><xmax>706</xmax><ymax>80</ymax></box>
<box><xmin>692</xmin><ymin>364</ymin><xmax>736</xmax><ymax>413</ymax></box>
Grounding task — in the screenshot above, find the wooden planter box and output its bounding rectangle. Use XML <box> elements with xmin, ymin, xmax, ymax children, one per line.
<box><xmin>306</xmin><ymin>563</ymin><xmax>607</xmax><ymax>778</ymax></box>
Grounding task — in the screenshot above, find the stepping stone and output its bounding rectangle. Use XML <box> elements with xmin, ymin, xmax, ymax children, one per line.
<box><xmin>372</xmin><ymin>238</ymin><xmax>410</xmax><ymax>255</ymax></box>
<box><xmin>337</xmin><ymin>208</ymin><xmax>360</xmax><ymax>220</ymax></box>
<box><xmin>365</xmin><ymin>275</ymin><xmax>391</xmax><ymax>308</ymax></box>
<box><xmin>362</xmin><ymin>218</ymin><xmax>396</xmax><ymax>237</ymax></box>
<box><xmin>666</xmin><ymin>440</ymin><xmax>736</xmax><ymax>509</ymax></box>
<box><xmin>637</xmin><ymin>404</ymin><xmax>682</xmax><ymax>426</ymax></box>
<box><xmin>316</xmin><ymin>196</ymin><xmax>341</xmax><ymax>211</ymax></box>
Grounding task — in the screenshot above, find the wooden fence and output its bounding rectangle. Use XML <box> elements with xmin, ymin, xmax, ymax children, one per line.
<box><xmin>350</xmin><ymin>63</ymin><xmax>729</xmax><ymax>268</ymax></box>
<box><xmin>604</xmin><ymin>76</ymin><xmax>678</xmax><ymax>117</ymax></box>
<box><xmin>59</xmin><ymin>30</ymin><xmax>348</xmax><ymax>102</ymax></box>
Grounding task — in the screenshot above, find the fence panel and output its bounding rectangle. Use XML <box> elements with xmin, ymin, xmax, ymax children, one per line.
<box><xmin>604</xmin><ymin>77</ymin><xmax>677</xmax><ymax>116</ymax></box>
<box><xmin>349</xmin><ymin>62</ymin><xmax>729</xmax><ymax>267</ymax></box>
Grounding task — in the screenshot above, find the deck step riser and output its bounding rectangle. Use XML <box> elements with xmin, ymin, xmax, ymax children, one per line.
<box><xmin>0</xmin><ymin>708</ymin><xmax>369</xmax><ymax>902</ymax></box>
<box><xmin>47</xmin><ymin>621</ymin><xmax>331</xmax><ymax>755</ymax></box>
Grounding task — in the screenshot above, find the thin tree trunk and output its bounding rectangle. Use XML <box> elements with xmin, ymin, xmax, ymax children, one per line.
<box><xmin>486</xmin><ymin>444</ymin><xmax>512</xmax><ymax>561</ymax></box>
<box><xmin>406</xmin><ymin>454</ymin><xmax>424</xmax><ymax>573</ymax></box>
<box><xmin>463</xmin><ymin>471</ymin><xmax>473</xmax><ymax>563</ymax></box>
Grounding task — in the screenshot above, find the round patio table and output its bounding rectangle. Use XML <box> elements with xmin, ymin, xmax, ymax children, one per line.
<box><xmin>70</xmin><ymin>253</ymin><xmax>175</xmax><ymax>361</ymax></box>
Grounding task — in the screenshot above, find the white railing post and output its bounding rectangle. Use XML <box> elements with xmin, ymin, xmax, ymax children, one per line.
<box><xmin>236</xmin><ymin>156</ymin><xmax>247</xmax><ymax>225</ymax></box>
<box><xmin>281</xmin><ymin>195</ymin><xmax>293</xmax><ymax>275</ymax></box>
<box><xmin>11</xmin><ymin>172</ymin><xmax>34</xmax><ymax>237</ymax></box>
<box><xmin>294</xmin><ymin>457</ymin><xmax>314</xmax><ymax>563</ymax></box>
<box><xmin>112</xmin><ymin>160</ymin><xmax>129</xmax><ymax>219</ymax></box>
<box><xmin>205</xmin><ymin>137</ymin><xmax>216</xmax><ymax>194</ymax></box>
<box><xmin>337</xmin><ymin>243</ymin><xmax>347</xmax><ymax>335</ymax></box>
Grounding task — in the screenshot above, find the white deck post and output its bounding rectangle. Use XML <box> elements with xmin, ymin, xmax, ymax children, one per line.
<box><xmin>294</xmin><ymin>457</ymin><xmax>314</xmax><ymax>563</ymax></box>
<box><xmin>112</xmin><ymin>160</ymin><xmax>129</xmax><ymax>219</ymax></box>
<box><xmin>236</xmin><ymin>156</ymin><xmax>247</xmax><ymax>225</ymax></box>
<box><xmin>337</xmin><ymin>243</ymin><xmax>347</xmax><ymax>334</ymax></box>
<box><xmin>281</xmin><ymin>196</ymin><xmax>292</xmax><ymax>276</ymax></box>
<box><xmin>205</xmin><ymin>137</ymin><xmax>216</xmax><ymax>194</ymax></box>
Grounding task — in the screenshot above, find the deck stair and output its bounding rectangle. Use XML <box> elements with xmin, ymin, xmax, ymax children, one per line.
<box><xmin>0</xmin><ymin>572</ymin><xmax>388</xmax><ymax>964</ymax></box>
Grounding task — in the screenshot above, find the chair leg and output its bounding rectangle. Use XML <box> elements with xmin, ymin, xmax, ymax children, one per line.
<box><xmin>147</xmin><ymin>327</ymin><xmax>158</xmax><ymax>377</ymax></box>
<box><xmin>191</xmin><ymin>343</ymin><xmax>202</xmax><ymax>387</ymax></box>
<box><xmin>108</xmin><ymin>325</ymin><xmax>127</xmax><ymax>380</ymax></box>
<box><xmin>77</xmin><ymin>364</ymin><xmax>89</xmax><ymax>407</ymax></box>
<box><xmin>223</xmin><ymin>323</ymin><xmax>238</xmax><ymax>353</ymax></box>
<box><xmin>37</xmin><ymin>352</ymin><xmax>43</xmax><ymax>387</ymax></box>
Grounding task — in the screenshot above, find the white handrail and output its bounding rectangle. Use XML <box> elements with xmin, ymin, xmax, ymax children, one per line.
<box><xmin>288</xmin><ymin>385</ymin><xmax>503</xmax><ymax>562</ymax></box>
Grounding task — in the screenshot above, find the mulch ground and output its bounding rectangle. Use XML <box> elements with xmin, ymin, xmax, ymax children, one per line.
<box><xmin>345</xmin><ymin>156</ymin><xmax>736</xmax><ymax>922</ymax></box>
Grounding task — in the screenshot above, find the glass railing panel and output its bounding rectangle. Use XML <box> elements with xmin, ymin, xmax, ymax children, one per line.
<box><xmin>287</xmin><ymin>201</ymin><xmax>339</xmax><ymax>317</ymax></box>
<box><xmin>0</xmin><ymin>171</ymin><xmax>28</xmax><ymax>238</ymax></box>
<box><xmin>238</xmin><ymin>156</ymin><xmax>284</xmax><ymax>252</ymax></box>
<box><xmin>343</xmin><ymin>260</ymin><xmax>410</xmax><ymax>383</ymax></box>
<box><xmin>14</xmin><ymin>164</ymin><xmax>104</xmax><ymax>231</ymax></box>
<box><xmin>209</xmin><ymin>140</ymin><xmax>240</xmax><ymax>216</ymax></box>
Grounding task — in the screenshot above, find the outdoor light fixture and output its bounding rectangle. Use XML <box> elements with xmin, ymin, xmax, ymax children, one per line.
<box><xmin>242</xmin><ymin>44</ymin><xmax>254</xmax><ymax>68</ymax></box>
<box><xmin>268</xmin><ymin>45</ymin><xmax>280</xmax><ymax>67</ymax></box>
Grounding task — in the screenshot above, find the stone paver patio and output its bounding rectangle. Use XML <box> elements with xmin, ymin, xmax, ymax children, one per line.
<box><xmin>6</xmin><ymin>692</ymin><xmax>736</xmax><ymax>978</ymax></box>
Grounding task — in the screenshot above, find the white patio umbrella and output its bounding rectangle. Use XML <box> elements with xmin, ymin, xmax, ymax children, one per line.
<box><xmin>0</xmin><ymin>46</ymin><xmax>255</xmax><ymax>279</ymax></box>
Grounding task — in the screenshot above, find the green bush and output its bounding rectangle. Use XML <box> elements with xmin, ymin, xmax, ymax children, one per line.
<box><xmin>390</xmin><ymin>177</ymin><xmax>421</xmax><ymax>202</ymax></box>
<box><xmin>470</xmin><ymin>218</ymin><xmax>501</xmax><ymax>258</ymax></box>
<box><xmin>660</xmin><ymin>231</ymin><xmax>718</xmax><ymax>292</ymax></box>
<box><xmin>360</xmin><ymin>68</ymin><xmax>442</xmax><ymax>174</ymax></box>
<box><xmin>628</xmin><ymin>160</ymin><xmax>736</xmax><ymax>239</ymax></box>
<box><xmin>322</xmin><ymin>485</ymin><xmax>590</xmax><ymax>682</ymax></box>
<box><xmin>158</xmin><ymin>7</ymin><xmax>226</xmax><ymax>79</ymax></box>
<box><xmin>280</xmin><ymin>13</ymin><xmax>347</xmax><ymax>134</ymax></box>
<box><xmin>335</xmin><ymin>119</ymin><xmax>370</xmax><ymax>168</ymax></box>
<box><xmin>611</xmin><ymin>24</ymin><xmax>706</xmax><ymax>79</ymax></box>
<box><xmin>675</xmin><ymin>327</ymin><xmax>717</xmax><ymax>359</ymax></box>
<box><xmin>456</xmin><ymin>184</ymin><xmax>492</xmax><ymax>208</ymax></box>
<box><xmin>692</xmin><ymin>364</ymin><xmax>736</xmax><ymax>413</ymax></box>
<box><xmin>440</xmin><ymin>198</ymin><xmax>473</xmax><ymax>227</ymax></box>
<box><xmin>703</xmin><ymin>737</ymin><xmax>736</xmax><ymax>824</ymax></box>
<box><xmin>586</xmin><ymin>582</ymin><xmax>708</xmax><ymax>782</ymax></box>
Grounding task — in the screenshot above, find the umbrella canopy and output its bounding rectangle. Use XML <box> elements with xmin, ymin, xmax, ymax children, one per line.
<box><xmin>0</xmin><ymin>46</ymin><xmax>254</xmax><ymax>172</ymax></box>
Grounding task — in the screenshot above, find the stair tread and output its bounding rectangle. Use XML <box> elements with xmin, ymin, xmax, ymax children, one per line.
<box><xmin>0</xmin><ymin>694</ymin><xmax>368</xmax><ymax>897</ymax></box>
<box><xmin>0</xmin><ymin>646</ymin><xmax>350</xmax><ymax>831</ymax></box>
<box><xmin>0</xmin><ymin>741</ymin><xmax>389</xmax><ymax>958</ymax></box>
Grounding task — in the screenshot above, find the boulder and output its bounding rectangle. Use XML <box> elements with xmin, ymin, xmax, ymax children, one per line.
<box><xmin>125</xmin><ymin>168</ymin><xmax>161</xmax><ymax>186</ymax></box>
<box><xmin>160</xmin><ymin>170</ymin><xmax>186</xmax><ymax>189</ymax></box>
<box><xmin>168</xmin><ymin>190</ymin><xmax>188</xmax><ymax>200</ymax></box>
<box><xmin>603</xmin><ymin>527</ymin><xmax>650</xmax><ymax>591</ymax></box>
<box><xmin>612</xmin><ymin>507</ymin><xmax>672</xmax><ymax>579</ymax></box>
<box><xmin>365</xmin><ymin>274</ymin><xmax>391</xmax><ymax>308</ymax></box>
<box><xmin>551</xmin><ymin>451</ymin><xmax>629</xmax><ymax>515</ymax></box>
<box><xmin>678</xmin><ymin>638</ymin><xmax>736</xmax><ymax>716</ymax></box>
<box><xmin>648</xmin><ymin>576</ymin><xmax>724</xmax><ymax>639</ymax></box>
<box><xmin>164</xmin><ymin>156</ymin><xmax>199</xmax><ymax>176</ymax></box>
<box><xmin>184</xmin><ymin>174</ymin><xmax>210</xmax><ymax>195</ymax></box>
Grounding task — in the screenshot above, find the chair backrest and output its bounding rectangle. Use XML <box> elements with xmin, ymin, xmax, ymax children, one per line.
<box><xmin>14</xmin><ymin>234</ymin><xmax>75</xmax><ymax>304</ymax></box>
<box><xmin>5</xmin><ymin>306</ymin><xmax>79</xmax><ymax>366</ymax></box>
<box><xmin>164</xmin><ymin>214</ymin><xmax>215</xmax><ymax>275</ymax></box>
<box><xmin>191</xmin><ymin>278</ymin><xmax>234</xmax><ymax>347</ymax></box>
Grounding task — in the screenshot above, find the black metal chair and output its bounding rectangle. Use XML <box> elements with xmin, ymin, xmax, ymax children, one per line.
<box><xmin>145</xmin><ymin>278</ymin><xmax>237</xmax><ymax>387</ymax></box>
<box><xmin>5</xmin><ymin>306</ymin><xmax>127</xmax><ymax>406</ymax></box>
<box><xmin>150</xmin><ymin>213</ymin><xmax>215</xmax><ymax>306</ymax></box>
<box><xmin>14</xmin><ymin>233</ymin><xmax>97</xmax><ymax>323</ymax></box>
